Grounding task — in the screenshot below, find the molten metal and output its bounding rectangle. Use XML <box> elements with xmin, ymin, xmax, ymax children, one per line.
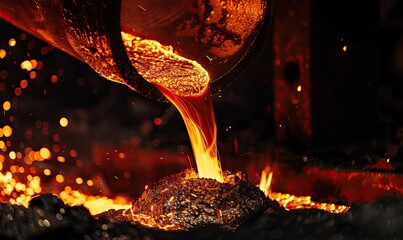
<box><xmin>123</xmin><ymin>32</ymin><xmax>224</xmax><ymax>182</ymax></box>
<box><xmin>259</xmin><ymin>168</ymin><xmax>350</xmax><ymax>214</ymax></box>
<box><xmin>99</xmin><ymin>169</ymin><xmax>275</xmax><ymax>231</ymax></box>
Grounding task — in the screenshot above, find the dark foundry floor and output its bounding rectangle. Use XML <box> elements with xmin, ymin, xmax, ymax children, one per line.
<box><xmin>0</xmin><ymin>195</ymin><xmax>402</xmax><ymax>240</ymax></box>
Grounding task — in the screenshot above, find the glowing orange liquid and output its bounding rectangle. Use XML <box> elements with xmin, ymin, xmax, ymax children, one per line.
<box><xmin>122</xmin><ymin>33</ymin><xmax>224</xmax><ymax>182</ymax></box>
<box><xmin>155</xmin><ymin>85</ymin><xmax>223</xmax><ymax>182</ymax></box>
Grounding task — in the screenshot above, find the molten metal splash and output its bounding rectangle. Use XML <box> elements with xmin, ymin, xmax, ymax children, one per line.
<box><xmin>259</xmin><ymin>168</ymin><xmax>350</xmax><ymax>214</ymax></box>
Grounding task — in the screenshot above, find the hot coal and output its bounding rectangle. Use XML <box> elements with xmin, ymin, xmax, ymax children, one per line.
<box><xmin>100</xmin><ymin>169</ymin><xmax>277</xmax><ymax>231</ymax></box>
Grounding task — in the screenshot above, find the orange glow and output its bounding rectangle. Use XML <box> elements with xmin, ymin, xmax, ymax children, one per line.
<box><xmin>9</xmin><ymin>151</ymin><xmax>16</xmax><ymax>160</ymax></box>
<box><xmin>0</xmin><ymin>171</ymin><xmax>42</xmax><ymax>206</ymax></box>
<box><xmin>59</xmin><ymin>117</ymin><xmax>68</xmax><ymax>127</ymax></box>
<box><xmin>14</xmin><ymin>87</ymin><xmax>22</xmax><ymax>96</ymax></box>
<box><xmin>0</xmin><ymin>166</ymin><xmax>131</xmax><ymax>215</ymax></box>
<box><xmin>124</xmin><ymin>210</ymin><xmax>182</xmax><ymax>231</ymax></box>
<box><xmin>57</xmin><ymin>156</ymin><xmax>66</xmax><ymax>162</ymax></box>
<box><xmin>122</xmin><ymin>32</ymin><xmax>209</xmax><ymax>97</ymax></box>
<box><xmin>21</xmin><ymin>60</ymin><xmax>33</xmax><ymax>71</ymax></box>
<box><xmin>8</xmin><ymin>38</ymin><xmax>16</xmax><ymax>47</ymax></box>
<box><xmin>123</xmin><ymin>32</ymin><xmax>223</xmax><ymax>182</ymax></box>
<box><xmin>55</xmin><ymin>174</ymin><xmax>65</xmax><ymax>183</ymax></box>
<box><xmin>269</xmin><ymin>192</ymin><xmax>349</xmax><ymax>214</ymax></box>
<box><xmin>29</xmin><ymin>59</ymin><xmax>38</xmax><ymax>69</ymax></box>
<box><xmin>86</xmin><ymin>180</ymin><xmax>94</xmax><ymax>186</ymax></box>
<box><xmin>43</xmin><ymin>168</ymin><xmax>51</xmax><ymax>176</ymax></box>
<box><xmin>3</xmin><ymin>101</ymin><xmax>11</xmax><ymax>111</ymax></box>
<box><xmin>0</xmin><ymin>31</ymin><xmax>140</xmax><ymax>221</ymax></box>
<box><xmin>50</xmin><ymin>75</ymin><xmax>58</xmax><ymax>83</ymax></box>
<box><xmin>0</xmin><ymin>49</ymin><xmax>6</xmax><ymax>58</ymax></box>
<box><xmin>259</xmin><ymin>167</ymin><xmax>273</xmax><ymax>196</ymax></box>
<box><xmin>342</xmin><ymin>45</ymin><xmax>347</xmax><ymax>52</ymax></box>
<box><xmin>29</xmin><ymin>71</ymin><xmax>37</xmax><ymax>79</ymax></box>
<box><xmin>0</xmin><ymin>142</ymin><xmax>131</xmax><ymax>214</ymax></box>
<box><xmin>158</xmin><ymin>86</ymin><xmax>223</xmax><ymax>182</ymax></box>
<box><xmin>154</xmin><ymin>117</ymin><xmax>162</xmax><ymax>126</ymax></box>
<box><xmin>20</xmin><ymin>79</ymin><xmax>28</xmax><ymax>89</ymax></box>
<box><xmin>39</xmin><ymin>147</ymin><xmax>51</xmax><ymax>159</ymax></box>
<box><xmin>75</xmin><ymin>177</ymin><xmax>83</xmax><ymax>185</ymax></box>
<box><xmin>58</xmin><ymin>188</ymin><xmax>131</xmax><ymax>215</ymax></box>
<box><xmin>70</xmin><ymin>149</ymin><xmax>77</xmax><ymax>157</ymax></box>
<box><xmin>259</xmin><ymin>168</ymin><xmax>349</xmax><ymax>214</ymax></box>
<box><xmin>3</xmin><ymin>125</ymin><xmax>12</xmax><ymax>137</ymax></box>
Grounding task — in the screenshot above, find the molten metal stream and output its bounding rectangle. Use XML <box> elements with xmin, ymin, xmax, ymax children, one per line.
<box><xmin>122</xmin><ymin>33</ymin><xmax>224</xmax><ymax>182</ymax></box>
<box><xmin>155</xmin><ymin>87</ymin><xmax>223</xmax><ymax>182</ymax></box>
<box><xmin>120</xmin><ymin>33</ymin><xmax>349</xmax><ymax>217</ymax></box>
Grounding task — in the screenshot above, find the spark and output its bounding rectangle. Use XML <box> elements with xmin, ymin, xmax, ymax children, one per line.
<box><xmin>0</xmin><ymin>49</ymin><xmax>6</xmax><ymax>58</ymax></box>
<box><xmin>3</xmin><ymin>101</ymin><xmax>11</xmax><ymax>111</ymax></box>
<box><xmin>59</xmin><ymin>117</ymin><xmax>68</xmax><ymax>127</ymax></box>
<box><xmin>8</xmin><ymin>38</ymin><xmax>16</xmax><ymax>47</ymax></box>
<box><xmin>138</xmin><ymin>5</ymin><xmax>146</xmax><ymax>11</ymax></box>
<box><xmin>206</xmin><ymin>55</ymin><xmax>213</xmax><ymax>61</ymax></box>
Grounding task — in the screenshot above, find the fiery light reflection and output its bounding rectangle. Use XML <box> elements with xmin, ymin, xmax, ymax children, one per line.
<box><xmin>259</xmin><ymin>168</ymin><xmax>350</xmax><ymax>214</ymax></box>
